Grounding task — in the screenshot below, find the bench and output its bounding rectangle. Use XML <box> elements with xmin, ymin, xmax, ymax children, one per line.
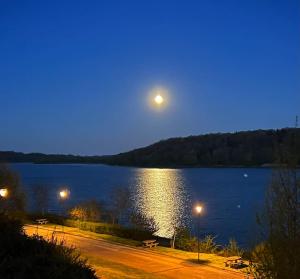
<box><xmin>142</xmin><ymin>239</ymin><xmax>159</xmax><ymax>248</ymax></box>
<box><xmin>36</xmin><ymin>218</ymin><xmax>48</xmax><ymax>225</ymax></box>
<box><xmin>224</xmin><ymin>256</ymin><xmax>244</xmax><ymax>269</ymax></box>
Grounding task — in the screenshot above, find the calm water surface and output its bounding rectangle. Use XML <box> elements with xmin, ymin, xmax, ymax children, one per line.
<box><xmin>11</xmin><ymin>163</ymin><xmax>271</xmax><ymax>247</ymax></box>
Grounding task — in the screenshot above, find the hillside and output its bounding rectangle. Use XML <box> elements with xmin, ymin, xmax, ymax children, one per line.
<box><xmin>100</xmin><ymin>128</ymin><xmax>300</xmax><ymax>167</ymax></box>
<box><xmin>0</xmin><ymin>151</ymin><xmax>106</xmax><ymax>164</ymax></box>
<box><xmin>1</xmin><ymin>128</ymin><xmax>299</xmax><ymax>167</ymax></box>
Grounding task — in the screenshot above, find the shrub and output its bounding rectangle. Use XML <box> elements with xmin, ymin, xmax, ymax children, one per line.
<box><xmin>0</xmin><ymin>164</ymin><xmax>26</xmax><ymax>219</ymax></box>
<box><xmin>0</xmin><ymin>213</ymin><xmax>97</xmax><ymax>279</ymax></box>
<box><xmin>247</xmin><ymin>242</ymin><xmax>274</xmax><ymax>279</ymax></box>
<box><xmin>32</xmin><ymin>184</ymin><xmax>49</xmax><ymax>214</ymax></box>
<box><xmin>65</xmin><ymin>219</ymin><xmax>154</xmax><ymax>241</ymax></box>
<box><xmin>175</xmin><ymin>228</ymin><xmax>220</xmax><ymax>253</ymax></box>
<box><xmin>70</xmin><ymin>206</ymin><xmax>88</xmax><ymax>221</ymax></box>
<box><xmin>174</xmin><ymin>228</ymin><xmax>197</xmax><ymax>251</ymax></box>
<box><xmin>199</xmin><ymin>235</ymin><xmax>220</xmax><ymax>254</ymax></box>
<box><xmin>130</xmin><ymin>212</ymin><xmax>159</xmax><ymax>235</ymax></box>
<box><xmin>69</xmin><ymin>200</ymin><xmax>103</xmax><ymax>222</ymax></box>
<box><xmin>109</xmin><ymin>186</ymin><xmax>130</xmax><ymax>224</ymax></box>
<box><xmin>249</xmin><ymin>138</ymin><xmax>300</xmax><ymax>279</ymax></box>
<box><xmin>220</xmin><ymin>238</ymin><xmax>243</xmax><ymax>257</ymax></box>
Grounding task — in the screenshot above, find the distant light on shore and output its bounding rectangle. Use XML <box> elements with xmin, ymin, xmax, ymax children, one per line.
<box><xmin>59</xmin><ymin>189</ymin><xmax>70</xmax><ymax>200</ymax></box>
<box><xmin>0</xmin><ymin>188</ymin><xmax>8</xmax><ymax>198</ymax></box>
<box><xmin>195</xmin><ymin>205</ymin><xmax>203</xmax><ymax>214</ymax></box>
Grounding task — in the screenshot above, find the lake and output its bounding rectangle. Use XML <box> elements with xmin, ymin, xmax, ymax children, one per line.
<box><xmin>11</xmin><ymin>163</ymin><xmax>271</xmax><ymax>247</ymax></box>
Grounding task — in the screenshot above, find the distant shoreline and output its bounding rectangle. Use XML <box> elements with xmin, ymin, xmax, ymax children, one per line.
<box><xmin>2</xmin><ymin>128</ymin><xmax>299</xmax><ymax>169</ymax></box>
<box><xmin>8</xmin><ymin>161</ymin><xmax>292</xmax><ymax>170</ymax></box>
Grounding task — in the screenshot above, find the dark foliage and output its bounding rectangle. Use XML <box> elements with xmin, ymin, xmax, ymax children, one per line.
<box><xmin>130</xmin><ymin>211</ymin><xmax>159</xmax><ymax>235</ymax></box>
<box><xmin>0</xmin><ymin>152</ymin><xmax>104</xmax><ymax>164</ymax></box>
<box><xmin>174</xmin><ymin>228</ymin><xmax>221</xmax><ymax>253</ymax></box>
<box><xmin>174</xmin><ymin>228</ymin><xmax>198</xmax><ymax>251</ymax></box>
<box><xmin>0</xmin><ymin>164</ymin><xmax>26</xmax><ymax>218</ymax></box>
<box><xmin>69</xmin><ymin>200</ymin><xmax>103</xmax><ymax>222</ymax></box>
<box><xmin>108</xmin><ymin>186</ymin><xmax>130</xmax><ymax>224</ymax></box>
<box><xmin>251</xmin><ymin>130</ymin><xmax>300</xmax><ymax>278</ymax></box>
<box><xmin>1</xmin><ymin>128</ymin><xmax>299</xmax><ymax>167</ymax></box>
<box><xmin>220</xmin><ymin>238</ymin><xmax>243</xmax><ymax>257</ymax></box>
<box><xmin>103</xmin><ymin>128</ymin><xmax>300</xmax><ymax>167</ymax></box>
<box><xmin>32</xmin><ymin>184</ymin><xmax>49</xmax><ymax>215</ymax></box>
<box><xmin>66</xmin><ymin>219</ymin><xmax>155</xmax><ymax>241</ymax></box>
<box><xmin>0</xmin><ymin>214</ymin><xmax>97</xmax><ymax>279</ymax></box>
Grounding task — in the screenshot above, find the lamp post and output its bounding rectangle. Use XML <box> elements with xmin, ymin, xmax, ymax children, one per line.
<box><xmin>59</xmin><ymin>189</ymin><xmax>70</xmax><ymax>215</ymax></box>
<box><xmin>0</xmin><ymin>188</ymin><xmax>9</xmax><ymax>214</ymax></box>
<box><xmin>0</xmin><ymin>188</ymin><xmax>8</xmax><ymax>198</ymax></box>
<box><xmin>195</xmin><ymin>205</ymin><xmax>203</xmax><ymax>263</ymax></box>
<box><xmin>58</xmin><ymin>189</ymin><xmax>70</xmax><ymax>234</ymax></box>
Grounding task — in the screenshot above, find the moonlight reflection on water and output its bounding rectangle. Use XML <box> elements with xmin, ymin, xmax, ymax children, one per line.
<box><xmin>132</xmin><ymin>168</ymin><xmax>190</xmax><ymax>238</ymax></box>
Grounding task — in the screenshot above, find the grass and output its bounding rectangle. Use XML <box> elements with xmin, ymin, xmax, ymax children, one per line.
<box><xmin>154</xmin><ymin>246</ymin><xmax>242</xmax><ymax>271</ymax></box>
<box><xmin>32</xmin><ymin>223</ymin><xmax>140</xmax><ymax>246</ymax></box>
<box><xmin>86</xmin><ymin>255</ymin><xmax>166</xmax><ymax>279</ymax></box>
<box><xmin>28</xmin><ymin>223</ymin><xmax>250</xmax><ymax>276</ymax></box>
<box><xmin>153</xmin><ymin>247</ymin><xmax>251</xmax><ymax>276</ymax></box>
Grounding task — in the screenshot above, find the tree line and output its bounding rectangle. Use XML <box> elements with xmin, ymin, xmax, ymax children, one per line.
<box><xmin>1</xmin><ymin>128</ymin><xmax>299</xmax><ymax>167</ymax></box>
<box><xmin>102</xmin><ymin>128</ymin><xmax>300</xmax><ymax>167</ymax></box>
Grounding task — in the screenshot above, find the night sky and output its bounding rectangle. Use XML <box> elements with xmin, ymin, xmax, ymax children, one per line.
<box><xmin>1</xmin><ymin>0</ymin><xmax>299</xmax><ymax>155</ymax></box>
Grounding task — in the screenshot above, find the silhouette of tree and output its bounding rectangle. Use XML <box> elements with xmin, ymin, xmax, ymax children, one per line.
<box><xmin>251</xmin><ymin>131</ymin><xmax>300</xmax><ymax>278</ymax></box>
<box><xmin>0</xmin><ymin>164</ymin><xmax>25</xmax><ymax>217</ymax></box>
<box><xmin>32</xmin><ymin>184</ymin><xmax>49</xmax><ymax>215</ymax></box>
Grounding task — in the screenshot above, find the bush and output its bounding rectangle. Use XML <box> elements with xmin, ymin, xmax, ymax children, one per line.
<box><xmin>0</xmin><ymin>164</ymin><xmax>26</xmax><ymax>219</ymax></box>
<box><xmin>0</xmin><ymin>213</ymin><xmax>97</xmax><ymax>279</ymax></box>
<box><xmin>65</xmin><ymin>219</ymin><xmax>154</xmax><ymax>241</ymax></box>
<box><xmin>175</xmin><ymin>228</ymin><xmax>220</xmax><ymax>253</ymax></box>
<box><xmin>219</xmin><ymin>238</ymin><xmax>243</xmax><ymax>257</ymax></box>
<box><xmin>174</xmin><ymin>228</ymin><xmax>197</xmax><ymax>251</ymax></box>
<box><xmin>248</xmin><ymin>243</ymin><xmax>274</xmax><ymax>279</ymax></box>
<box><xmin>130</xmin><ymin>212</ymin><xmax>159</xmax><ymax>235</ymax></box>
<box><xmin>69</xmin><ymin>200</ymin><xmax>103</xmax><ymax>222</ymax></box>
<box><xmin>199</xmin><ymin>235</ymin><xmax>220</xmax><ymax>254</ymax></box>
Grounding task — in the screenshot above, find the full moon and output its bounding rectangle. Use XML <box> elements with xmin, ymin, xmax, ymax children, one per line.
<box><xmin>154</xmin><ymin>95</ymin><xmax>164</xmax><ymax>105</ymax></box>
<box><xmin>148</xmin><ymin>86</ymin><xmax>169</xmax><ymax>110</ymax></box>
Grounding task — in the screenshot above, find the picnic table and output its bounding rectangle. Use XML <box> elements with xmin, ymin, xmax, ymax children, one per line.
<box><xmin>224</xmin><ymin>256</ymin><xmax>243</xmax><ymax>269</ymax></box>
<box><xmin>36</xmin><ymin>218</ymin><xmax>48</xmax><ymax>225</ymax></box>
<box><xmin>142</xmin><ymin>239</ymin><xmax>159</xmax><ymax>248</ymax></box>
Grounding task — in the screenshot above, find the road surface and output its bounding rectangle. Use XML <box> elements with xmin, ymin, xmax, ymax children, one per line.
<box><xmin>25</xmin><ymin>225</ymin><xmax>246</xmax><ymax>279</ymax></box>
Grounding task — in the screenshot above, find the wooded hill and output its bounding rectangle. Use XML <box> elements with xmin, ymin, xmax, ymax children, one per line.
<box><xmin>100</xmin><ymin>128</ymin><xmax>300</xmax><ymax>167</ymax></box>
<box><xmin>1</xmin><ymin>128</ymin><xmax>299</xmax><ymax>167</ymax></box>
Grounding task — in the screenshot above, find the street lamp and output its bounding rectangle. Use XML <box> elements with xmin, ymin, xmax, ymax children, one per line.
<box><xmin>194</xmin><ymin>204</ymin><xmax>203</xmax><ymax>263</ymax></box>
<box><xmin>58</xmin><ymin>189</ymin><xmax>70</xmax><ymax>215</ymax></box>
<box><xmin>58</xmin><ymin>188</ymin><xmax>70</xmax><ymax>234</ymax></box>
<box><xmin>59</xmin><ymin>189</ymin><xmax>69</xmax><ymax>200</ymax></box>
<box><xmin>0</xmin><ymin>188</ymin><xmax>8</xmax><ymax>198</ymax></box>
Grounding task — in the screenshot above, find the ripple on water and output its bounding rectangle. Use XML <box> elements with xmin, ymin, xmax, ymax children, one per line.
<box><xmin>131</xmin><ymin>168</ymin><xmax>190</xmax><ymax>238</ymax></box>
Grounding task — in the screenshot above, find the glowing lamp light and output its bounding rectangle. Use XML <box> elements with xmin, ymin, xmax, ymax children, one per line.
<box><xmin>59</xmin><ymin>189</ymin><xmax>69</xmax><ymax>200</ymax></box>
<box><xmin>195</xmin><ymin>205</ymin><xmax>202</xmax><ymax>214</ymax></box>
<box><xmin>0</xmin><ymin>188</ymin><xmax>8</xmax><ymax>198</ymax></box>
<box><xmin>194</xmin><ymin>203</ymin><xmax>204</xmax><ymax>263</ymax></box>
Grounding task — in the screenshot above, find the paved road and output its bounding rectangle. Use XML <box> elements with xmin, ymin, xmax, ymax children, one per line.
<box><xmin>25</xmin><ymin>225</ymin><xmax>245</xmax><ymax>279</ymax></box>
